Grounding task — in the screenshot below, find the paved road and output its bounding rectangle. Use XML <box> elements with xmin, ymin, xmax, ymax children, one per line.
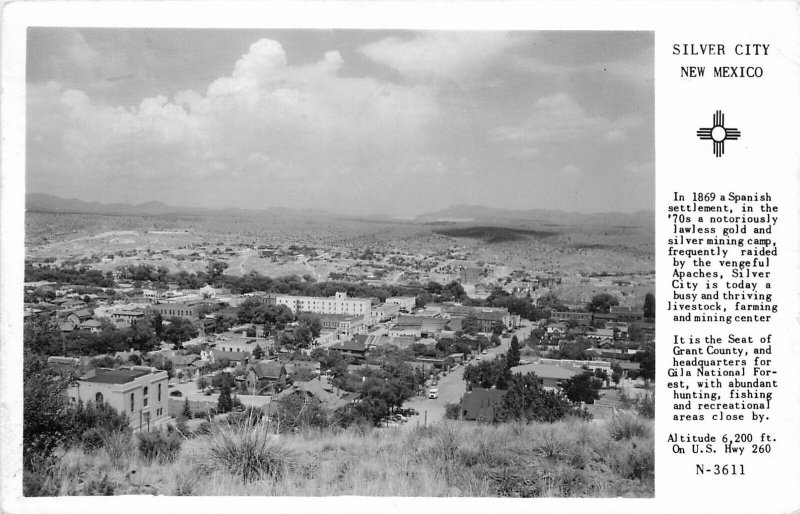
<box><xmin>398</xmin><ymin>322</ymin><xmax>531</xmax><ymax>428</ymax></box>
<box><xmin>401</xmin><ymin>364</ymin><xmax>467</xmax><ymax>428</ymax></box>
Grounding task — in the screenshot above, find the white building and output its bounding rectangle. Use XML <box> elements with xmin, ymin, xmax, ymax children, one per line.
<box><xmin>274</xmin><ymin>292</ymin><xmax>372</xmax><ymax>323</ymax></box>
<box><xmin>386</xmin><ymin>296</ymin><xmax>416</xmax><ymax>312</ymax></box>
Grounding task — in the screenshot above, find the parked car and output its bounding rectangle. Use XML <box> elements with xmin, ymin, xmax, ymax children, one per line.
<box><xmin>428</xmin><ymin>388</ymin><xmax>439</xmax><ymax>399</ymax></box>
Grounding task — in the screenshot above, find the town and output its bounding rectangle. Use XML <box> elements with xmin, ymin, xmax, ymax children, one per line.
<box><xmin>23</xmin><ymin>209</ymin><xmax>655</xmax><ymax>497</ymax></box>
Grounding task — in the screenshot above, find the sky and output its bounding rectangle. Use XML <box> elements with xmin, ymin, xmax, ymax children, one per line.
<box><xmin>26</xmin><ymin>29</ymin><xmax>654</xmax><ymax>217</ymax></box>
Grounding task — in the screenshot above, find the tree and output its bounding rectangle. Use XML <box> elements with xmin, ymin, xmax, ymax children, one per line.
<box><xmin>494</xmin><ymin>373</ymin><xmax>588</xmax><ymax>423</ymax></box>
<box><xmin>461</xmin><ymin>313</ymin><xmax>480</xmax><ymax>336</ymax></box>
<box><xmin>643</xmin><ymin>292</ymin><xmax>656</xmax><ymax>319</ymax></box>
<box><xmin>252</xmin><ymin>344</ymin><xmax>264</xmax><ymax>360</ymax></box>
<box><xmin>611</xmin><ymin>363</ymin><xmax>623</xmax><ymax>387</ymax></box>
<box><xmin>161</xmin><ymin>317</ymin><xmax>199</xmax><ymax>346</ymax></box>
<box><xmin>635</xmin><ymin>344</ymin><xmax>656</xmax><ymax>385</ymax></box>
<box><xmin>217</xmin><ymin>383</ymin><xmax>233</xmax><ymax>413</ymax></box>
<box><xmin>587</xmin><ymin>293</ymin><xmax>619</xmax><ymax>314</ymax></box>
<box><xmin>507</xmin><ymin>335</ymin><xmax>521</xmax><ymax>368</ymax></box>
<box><xmin>153</xmin><ymin>312</ymin><xmax>163</xmax><ymax>337</ymax></box>
<box><xmin>463</xmin><ymin>357</ymin><xmax>511</xmax><ymax>390</ymax></box>
<box><xmin>207</xmin><ymin>260</ymin><xmax>229</xmax><ymax>281</ymax></box>
<box><xmin>182</xmin><ymin>397</ymin><xmax>192</xmax><ymax>419</ymax></box>
<box><xmin>562</xmin><ymin>371</ymin><xmax>602</xmax><ymax>404</ymax></box>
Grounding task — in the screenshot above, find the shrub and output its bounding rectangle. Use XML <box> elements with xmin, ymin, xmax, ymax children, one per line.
<box><xmin>636</xmin><ymin>392</ymin><xmax>655</xmax><ymax>419</ymax></box>
<box><xmin>203</xmin><ymin>422</ymin><xmax>296</xmax><ymax>482</ymax></box>
<box><xmin>136</xmin><ymin>429</ymin><xmax>182</xmax><ymax>463</ymax></box>
<box><xmin>170</xmin><ymin>390</ymin><xmax>183</xmax><ymax>397</ymax></box>
<box><xmin>444</xmin><ymin>402</ymin><xmax>462</xmax><ymax>420</ymax></box>
<box><xmin>80</xmin><ymin>428</ymin><xmax>106</xmax><ymax>453</ymax></box>
<box><xmin>102</xmin><ymin>431</ymin><xmax>134</xmax><ymax>464</ymax></box>
<box><xmin>607</xmin><ymin>410</ymin><xmax>649</xmax><ymax>441</ymax></box>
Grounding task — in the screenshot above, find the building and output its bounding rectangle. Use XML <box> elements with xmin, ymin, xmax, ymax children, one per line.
<box><xmin>551</xmin><ymin>311</ymin><xmax>593</xmax><ymax>324</ymax></box>
<box><xmin>274</xmin><ymin>292</ymin><xmax>372</xmax><ymax>323</ymax></box>
<box><xmin>459</xmin><ymin>388</ymin><xmax>507</xmax><ymax>421</ymax></box>
<box><xmin>316</xmin><ymin>313</ymin><xmax>366</xmax><ymax>338</ymax></box>
<box><xmin>444</xmin><ymin>306</ymin><xmax>519</xmax><ymax>332</ymax></box>
<box><xmin>78</xmin><ymin>319</ymin><xmax>103</xmax><ymax>333</ymax></box>
<box><xmin>208</xmin><ymin>350</ymin><xmax>249</xmax><ymax>366</ymax></box>
<box><xmin>388</xmin><ymin>315</ymin><xmax>448</xmax><ymax>338</ymax></box>
<box><xmin>242</xmin><ymin>361</ymin><xmax>288</xmax><ymax>394</ymax></box>
<box><xmin>151</xmin><ymin>302</ymin><xmax>203</xmax><ymax>320</ymax></box>
<box><xmin>386</xmin><ymin>296</ymin><xmax>416</xmax><ymax>312</ymax></box>
<box><xmin>329</xmin><ymin>340</ymin><xmax>368</xmax><ymax>360</ymax></box>
<box><xmin>609</xmin><ymin>306</ymin><xmax>645</xmax><ymax>322</ymax></box>
<box><xmin>370</xmin><ymin>302</ymin><xmax>400</xmax><ymax>324</ymax></box>
<box><xmin>68</xmin><ymin>367</ymin><xmax>170</xmax><ymax>430</ymax></box>
<box><xmin>111</xmin><ymin>309</ymin><xmax>146</xmax><ymax>326</ymax></box>
<box><xmin>509</xmin><ymin>362</ymin><xmax>581</xmax><ymax>391</ymax></box>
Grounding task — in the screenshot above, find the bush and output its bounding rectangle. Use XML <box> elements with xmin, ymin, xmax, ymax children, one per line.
<box><xmin>607</xmin><ymin>410</ymin><xmax>649</xmax><ymax>441</ymax></box>
<box><xmin>444</xmin><ymin>402</ymin><xmax>462</xmax><ymax>420</ymax></box>
<box><xmin>636</xmin><ymin>392</ymin><xmax>655</xmax><ymax>419</ymax></box>
<box><xmin>136</xmin><ymin>429</ymin><xmax>182</xmax><ymax>463</ymax></box>
<box><xmin>203</xmin><ymin>422</ymin><xmax>296</xmax><ymax>482</ymax></box>
<box><xmin>170</xmin><ymin>390</ymin><xmax>183</xmax><ymax>397</ymax></box>
<box><xmin>80</xmin><ymin>428</ymin><xmax>106</xmax><ymax>453</ymax></box>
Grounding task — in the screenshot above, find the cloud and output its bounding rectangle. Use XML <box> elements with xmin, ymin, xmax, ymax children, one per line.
<box><xmin>561</xmin><ymin>164</ymin><xmax>583</xmax><ymax>177</ymax></box>
<box><xmin>489</xmin><ymin>92</ymin><xmax>638</xmax><ymax>145</ymax></box>
<box><xmin>623</xmin><ymin>161</ymin><xmax>655</xmax><ymax>175</ymax></box>
<box><xmin>359</xmin><ymin>32</ymin><xmax>523</xmax><ymax>84</ymax></box>
<box><xmin>27</xmin><ymin>38</ymin><xmax>440</xmax><ymax>208</ymax></box>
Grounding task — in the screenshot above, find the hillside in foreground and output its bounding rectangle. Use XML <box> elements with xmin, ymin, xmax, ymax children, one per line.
<box><xmin>37</xmin><ymin>416</ymin><xmax>654</xmax><ymax>497</ymax></box>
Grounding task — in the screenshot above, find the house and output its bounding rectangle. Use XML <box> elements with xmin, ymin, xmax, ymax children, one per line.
<box><xmin>59</xmin><ymin>321</ymin><xmax>76</xmax><ymax>333</ymax></box>
<box><xmin>68</xmin><ymin>367</ymin><xmax>170</xmax><ymax>431</ymax></box>
<box><xmin>209</xmin><ymin>350</ymin><xmax>249</xmax><ymax>366</ymax></box>
<box><xmin>67</xmin><ymin>309</ymin><xmax>94</xmax><ymax>327</ymax></box>
<box><xmin>78</xmin><ymin>319</ymin><xmax>103</xmax><ymax>333</ymax></box>
<box><xmin>277</xmin><ymin>377</ymin><xmax>360</xmax><ymax>411</ymax></box>
<box><xmin>111</xmin><ymin>309</ymin><xmax>146</xmax><ymax>327</ymax></box>
<box><xmin>242</xmin><ymin>361</ymin><xmax>287</xmax><ymax>394</ymax></box>
<box><xmin>285</xmin><ymin>360</ymin><xmax>321</xmax><ymax>378</ymax></box>
<box><xmin>47</xmin><ymin>356</ymin><xmax>81</xmax><ymax>374</ymax></box>
<box><xmin>329</xmin><ymin>340</ymin><xmax>368</xmax><ymax>360</ymax></box>
<box><xmin>509</xmin><ymin>362</ymin><xmax>581</xmax><ymax>391</ymax></box>
<box><xmin>459</xmin><ymin>388</ymin><xmax>507</xmax><ymax>421</ymax></box>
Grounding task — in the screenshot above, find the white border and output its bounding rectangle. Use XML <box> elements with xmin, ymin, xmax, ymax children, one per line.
<box><xmin>3</xmin><ymin>2</ymin><xmax>799</xmax><ymax>513</ymax></box>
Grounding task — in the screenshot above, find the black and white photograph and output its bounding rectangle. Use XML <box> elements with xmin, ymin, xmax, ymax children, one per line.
<box><xmin>19</xmin><ymin>27</ymin><xmax>655</xmax><ymax>498</ymax></box>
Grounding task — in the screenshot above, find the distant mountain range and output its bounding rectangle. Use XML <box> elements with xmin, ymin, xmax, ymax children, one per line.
<box><xmin>414</xmin><ymin>204</ymin><xmax>654</xmax><ymax>227</ymax></box>
<box><xmin>25</xmin><ymin>193</ymin><xmax>330</xmax><ymax>218</ymax></box>
<box><xmin>26</xmin><ymin>193</ymin><xmax>654</xmax><ymax>227</ymax></box>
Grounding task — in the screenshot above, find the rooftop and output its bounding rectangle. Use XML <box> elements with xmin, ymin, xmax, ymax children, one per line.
<box><xmin>81</xmin><ymin>367</ymin><xmax>152</xmax><ymax>384</ymax></box>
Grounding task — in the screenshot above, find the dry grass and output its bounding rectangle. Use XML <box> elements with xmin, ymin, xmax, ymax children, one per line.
<box><xmin>42</xmin><ymin>412</ymin><xmax>653</xmax><ymax>497</ymax></box>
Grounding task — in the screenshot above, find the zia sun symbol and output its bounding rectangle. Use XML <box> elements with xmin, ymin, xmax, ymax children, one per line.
<box><xmin>697</xmin><ymin>110</ymin><xmax>741</xmax><ymax>158</ymax></box>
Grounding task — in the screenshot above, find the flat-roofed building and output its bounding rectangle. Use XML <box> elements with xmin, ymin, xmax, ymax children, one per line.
<box><xmin>151</xmin><ymin>302</ymin><xmax>203</xmax><ymax>320</ymax></box>
<box><xmin>274</xmin><ymin>292</ymin><xmax>372</xmax><ymax>323</ymax></box>
<box><xmin>386</xmin><ymin>296</ymin><xmax>416</xmax><ymax>312</ymax></box>
<box><xmin>68</xmin><ymin>367</ymin><xmax>169</xmax><ymax>430</ymax></box>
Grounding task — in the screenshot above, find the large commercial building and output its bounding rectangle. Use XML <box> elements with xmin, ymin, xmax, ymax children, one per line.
<box><xmin>68</xmin><ymin>367</ymin><xmax>170</xmax><ymax>430</ymax></box>
<box><xmin>151</xmin><ymin>301</ymin><xmax>203</xmax><ymax>320</ymax></box>
<box><xmin>274</xmin><ymin>292</ymin><xmax>372</xmax><ymax>322</ymax></box>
